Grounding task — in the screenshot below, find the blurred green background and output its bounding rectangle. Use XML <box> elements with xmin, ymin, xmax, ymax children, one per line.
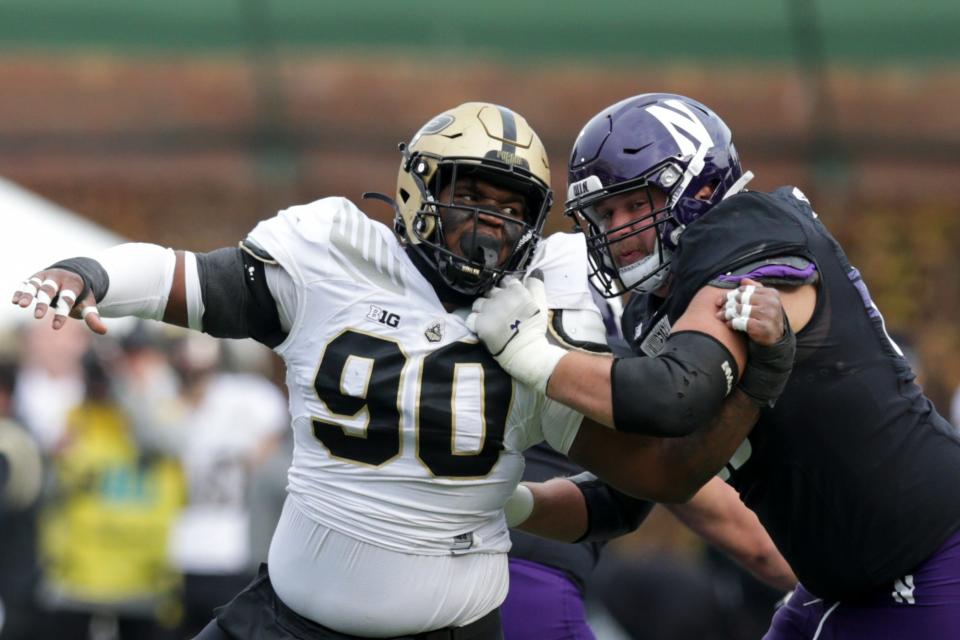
<box><xmin>1</xmin><ymin>0</ymin><xmax>958</xmax><ymax>61</ymax></box>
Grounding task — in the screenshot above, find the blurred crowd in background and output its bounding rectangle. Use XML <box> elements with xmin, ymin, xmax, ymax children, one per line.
<box><xmin>0</xmin><ymin>320</ymin><xmax>291</xmax><ymax>639</ymax></box>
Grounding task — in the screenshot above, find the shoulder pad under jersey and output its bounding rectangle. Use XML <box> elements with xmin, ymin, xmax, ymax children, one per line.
<box><xmin>239</xmin><ymin>236</ymin><xmax>278</xmax><ymax>265</ymax></box>
<box><xmin>709</xmin><ymin>255</ymin><xmax>819</xmax><ymax>289</ymax></box>
<box><xmin>548</xmin><ymin>308</ymin><xmax>610</xmax><ymax>353</ymax></box>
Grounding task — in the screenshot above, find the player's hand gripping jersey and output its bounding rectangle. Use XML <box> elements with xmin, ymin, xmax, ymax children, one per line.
<box><xmin>246</xmin><ymin>196</ymin><xmax>593</xmax><ymax>555</ymax></box>
<box><xmin>622</xmin><ymin>186</ymin><xmax>960</xmax><ymax>600</ymax></box>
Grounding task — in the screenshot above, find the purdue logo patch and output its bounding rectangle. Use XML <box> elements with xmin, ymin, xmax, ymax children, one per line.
<box><xmin>424</xmin><ymin>321</ymin><xmax>443</xmax><ymax>343</ymax></box>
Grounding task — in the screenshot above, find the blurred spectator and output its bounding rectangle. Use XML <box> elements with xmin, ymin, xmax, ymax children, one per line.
<box><xmin>13</xmin><ymin>322</ymin><xmax>90</xmax><ymax>453</ymax></box>
<box><xmin>0</xmin><ymin>357</ymin><xmax>44</xmax><ymax>513</ymax></box>
<box><xmin>163</xmin><ymin>334</ymin><xmax>288</xmax><ymax>637</ymax></box>
<box><xmin>37</xmin><ymin>347</ymin><xmax>184</xmax><ymax>640</ymax></box>
<box><xmin>246</xmin><ymin>428</ymin><xmax>293</xmax><ymax>572</ymax></box>
<box><xmin>0</xmin><ymin>356</ymin><xmax>45</xmax><ymax>640</ymax></box>
<box><xmin>112</xmin><ymin>324</ymin><xmax>185</xmax><ymax>458</ymax></box>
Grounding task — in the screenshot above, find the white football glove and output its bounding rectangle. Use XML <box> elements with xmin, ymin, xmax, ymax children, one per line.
<box><xmin>467</xmin><ymin>272</ymin><xmax>567</xmax><ymax>393</ymax></box>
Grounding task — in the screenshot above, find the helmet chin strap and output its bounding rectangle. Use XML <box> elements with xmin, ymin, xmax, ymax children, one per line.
<box><xmin>617</xmin><ymin>240</ymin><xmax>673</xmax><ymax>295</ymax></box>
<box><xmin>722</xmin><ymin>170</ymin><xmax>755</xmax><ymax>200</ymax></box>
<box><xmin>619</xmin><ymin>169</ymin><xmax>753</xmax><ymax>297</ymax></box>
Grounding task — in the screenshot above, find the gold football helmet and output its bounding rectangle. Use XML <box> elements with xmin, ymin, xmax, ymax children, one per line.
<box><xmin>394</xmin><ymin>102</ymin><xmax>552</xmax><ymax>297</ymax></box>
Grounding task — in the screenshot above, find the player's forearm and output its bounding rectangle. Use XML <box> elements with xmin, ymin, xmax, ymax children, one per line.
<box><xmin>63</xmin><ymin>243</ymin><xmax>188</xmax><ymax>325</ymax></box>
<box><xmin>667</xmin><ymin>478</ymin><xmax>797</xmax><ymax>591</ymax></box>
<box><xmin>657</xmin><ymin>389</ymin><xmax>759</xmax><ymax>496</ymax></box>
<box><xmin>692</xmin><ymin>512</ymin><xmax>797</xmax><ymax>592</ymax></box>
<box><xmin>163</xmin><ymin>250</ymin><xmax>188</xmax><ymax>326</ymax></box>
<box><xmin>548</xmin><ymin>334</ymin><xmax>741</xmax><ymax>439</ymax></box>
<box><xmin>568</xmin><ymin>392</ymin><xmax>758</xmax><ymax>503</ymax></box>
<box><xmin>46</xmin><ymin>245</ymin><xmax>274</xmax><ymax>342</ymax></box>
<box><xmin>545</xmin><ymin>351</ymin><xmax>615</xmax><ymax>427</ymax></box>
<box><xmin>740</xmin><ymin>545</ymin><xmax>798</xmax><ymax>592</ymax></box>
<box><xmin>512</xmin><ymin>478</ymin><xmax>588</xmax><ymax>542</ymax></box>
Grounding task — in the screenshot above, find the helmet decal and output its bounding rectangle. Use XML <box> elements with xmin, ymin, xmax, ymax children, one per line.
<box><xmin>645</xmin><ymin>100</ymin><xmax>714</xmax><ymax>160</ymax></box>
<box><xmin>411</xmin><ymin>114</ymin><xmax>455</xmax><ymax>146</ymax></box>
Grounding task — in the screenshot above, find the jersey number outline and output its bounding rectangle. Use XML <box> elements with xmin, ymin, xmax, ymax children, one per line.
<box><xmin>311</xmin><ymin>329</ymin><xmax>512</xmax><ymax>478</ymax></box>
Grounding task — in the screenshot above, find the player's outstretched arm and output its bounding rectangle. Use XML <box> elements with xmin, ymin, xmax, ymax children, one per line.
<box><xmin>567</xmin><ymin>392</ymin><xmax>758</xmax><ymax>503</ymax></box>
<box><xmin>11</xmin><ymin>244</ymin><xmax>285</xmax><ymax>345</ymax></box>
<box><xmin>666</xmin><ymin>477</ymin><xmax>797</xmax><ymax>591</ymax></box>
<box><xmin>11</xmin><ymin>244</ymin><xmax>188</xmax><ymax>334</ymax></box>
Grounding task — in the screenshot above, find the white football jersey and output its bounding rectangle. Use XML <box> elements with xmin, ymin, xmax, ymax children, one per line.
<box><xmin>247</xmin><ymin>197</ymin><xmax>596</xmax><ymax>555</ymax></box>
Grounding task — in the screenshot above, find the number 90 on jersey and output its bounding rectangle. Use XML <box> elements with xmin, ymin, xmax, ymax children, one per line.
<box><xmin>311</xmin><ymin>329</ymin><xmax>512</xmax><ymax>479</ymax></box>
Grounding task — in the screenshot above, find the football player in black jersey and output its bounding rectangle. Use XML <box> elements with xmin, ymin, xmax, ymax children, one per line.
<box><xmin>471</xmin><ymin>93</ymin><xmax>960</xmax><ymax>638</ymax></box>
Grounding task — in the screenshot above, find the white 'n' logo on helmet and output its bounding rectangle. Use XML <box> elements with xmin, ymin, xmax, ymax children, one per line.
<box><xmin>645</xmin><ymin>99</ymin><xmax>714</xmax><ymax>158</ymax></box>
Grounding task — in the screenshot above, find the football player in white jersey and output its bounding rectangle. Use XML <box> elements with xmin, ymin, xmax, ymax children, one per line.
<box><xmin>12</xmin><ymin>103</ymin><xmax>793</xmax><ymax>640</ymax></box>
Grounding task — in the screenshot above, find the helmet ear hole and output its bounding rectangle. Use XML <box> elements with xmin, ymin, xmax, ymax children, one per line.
<box><xmin>398</xmin><ymin>188</ymin><xmax>410</xmax><ymax>204</ymax></box>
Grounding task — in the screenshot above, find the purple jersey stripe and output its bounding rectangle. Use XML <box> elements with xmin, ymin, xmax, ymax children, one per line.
<box><xmin>714</xmin><ymin>262</ymin><xmax>818</xmax><ymax>284</ymax></box>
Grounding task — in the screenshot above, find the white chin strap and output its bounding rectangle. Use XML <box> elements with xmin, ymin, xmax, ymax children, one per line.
<box><xmin>617</xmin><ymin>241</ymin><xmax>672</xmax><ymax>295</ymax></box>
<box><xmin>722</xmin><ymin>170</ymin><xmax>755</xmax><ymax>200</ymax></box>
<box><xmin>611</xmin><ymin>170</ymin><xmax>754</xmax><ymax>297</ymax></box>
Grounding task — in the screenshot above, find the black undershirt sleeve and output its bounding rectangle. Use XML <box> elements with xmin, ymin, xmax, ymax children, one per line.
<box><xmin>568</xmin><ymin>471</ymin><xmax>654</xmax><ymax>543</ymax></box>
<box><xmin>611</xmin><ymin>331</ymin><xmax>739</xmax><ymax>437</ymax></box>
<box><xmin>195</xmin><ymin>247</ymin><xmax>287</xmax><ymax>348</ymax></box>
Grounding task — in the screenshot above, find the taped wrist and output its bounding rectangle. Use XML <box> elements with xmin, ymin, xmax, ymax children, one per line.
<box><xmin>738</xmin><ymin>312</ymin><xmax>796</xmax><ymax>408</ymax></box>
<box><xmin>47</xmin><ymin>257</ymin><xmax>110</xmax><ymax>302</ymax></box>
<box><xmin>611</xmin><ymin>331</ymin><xmax>739</xmax><ymax>437</ymax></box>
<box><xmin>569</xmin><ymin>471</ymin><xmax>654</xmax><ymax>543</ymax></box>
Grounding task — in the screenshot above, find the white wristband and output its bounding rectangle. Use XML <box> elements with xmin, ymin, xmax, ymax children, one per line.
<box><xmin>503</xmin><ymin>343</ymin><xmax>568</xmax><ymax>394</ymax></box>
<box><xmin>89</xmin><ymin>243</ymin><xmax>177</xmax><ymax>320</ymax></box>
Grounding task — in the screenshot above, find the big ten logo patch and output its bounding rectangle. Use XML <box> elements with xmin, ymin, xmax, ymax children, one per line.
<box><xmin>367</xmin><ymin>305</ymin><xmax>401</xmax><ymax>328</ymax></box>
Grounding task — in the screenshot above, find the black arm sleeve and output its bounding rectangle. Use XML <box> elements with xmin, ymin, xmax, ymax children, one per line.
<box><xmin>195</xmin><ymin>247</ymin><xmax>287</xmax><ymax>348</ymax></box>
<box><xmin>569</xmin><ymin>471</ymin><xmax>655</xmax><ymax>543</ymax></box>
<box><xmin>611</xmin><ymin>331</ymin><xmax>739</xmax><ymax>437</ymax></box>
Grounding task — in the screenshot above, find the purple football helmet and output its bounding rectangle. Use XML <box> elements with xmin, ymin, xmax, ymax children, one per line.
<box><xmin>565</xmin><ymin>93</ymin><xmax>749</xmax><ymax>297</ymax></box>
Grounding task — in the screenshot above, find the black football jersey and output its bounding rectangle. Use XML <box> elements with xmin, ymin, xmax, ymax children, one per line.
<box><xmin>622</xmin><ymin>187</ymin><xmax>960</xmax><ymax>600</ymax></box>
